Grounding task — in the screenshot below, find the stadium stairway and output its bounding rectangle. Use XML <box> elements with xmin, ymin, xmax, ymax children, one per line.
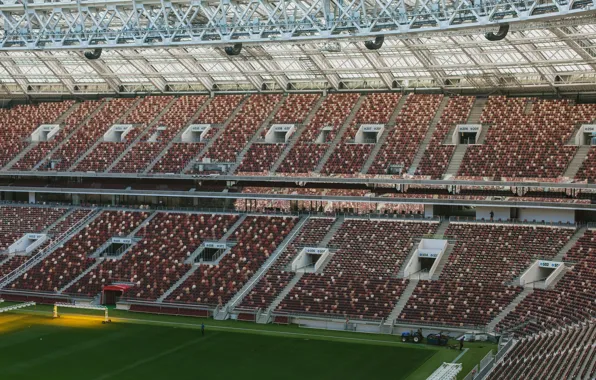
<box><xmin>385</xmin><ymin>278</ymin><xmax>419</xmax><ymax>327</ymax></box>
<box><xmin>0</xmin><ymin>208</ymin><xmax>103</xmax><ymax>289</ymax></box>
<box><xmin>2</xmin><ymin>101</ymin><xmax>82</xmax><ymax>171</ymax></box>
<box><xmin>257</xmin><ymin>271</ymin><xmax>305</xmax><ymax>324</ymax></box>
<box><xmin>269</xmin><ymin>95</ymin><xmax>326</xmax><ymax>174</ymax></box>
<box><xmin>216</xmin><ymin>215</ymin><xmax>311</xmax><ymax>320</ymax></box>
<box><xmin>430</xmin><ymin>243</ymin><xmax>455</xmax><ymax>281</ymax></box>
<box><xmin>313</xmin><ymin>95</ymin><xmax>366</xmax><ymax>173</ymax></box>
<box><xmin>444</xmin><ymin>144</ymin><xmax>467</xmax><ymax>177</ymax></box>
<box><xmin>33</xmin><ymin>100</ymin><xmax>108</xmax><ymax>171</ymax></box>
<box><xmin>156</xmin><ymin>266</ymin><xmax>199</xmax><ymax>303</ymax></box>
<box><xmin>143</xmin><ymin>97</ymin><xmax>215</xmax><ymax>174</ymax></box>
<box><xmin>43</xmin><ymin>208</ymin><xmax>79</xmax><ymax>234</ymax></box>
<box><xmin>486</xmin><ymin>288</ymin><xmax>534</xmax><ymax>332</ymax></box>
<box><xmin>466</xmin><ymin>97</ymin><xmax>487</xmax><ymax>124</ymax></box>
<box><xmin>318</xmin><ymin>216</ymin><xmax>344</xmax><ymax>247</ymax></box>
<box><xmin>67</xmin><ymin>97</ymin><xmax>144</xmax><ymax>172</ymax></box>
<box><xmin>563</xmin><ymin>145</ymin><xmax>591</xmax><ymax>179</ymax></box>
<box><xmin>408</xmin><ymin>96</ymin><xmax>450</xmax><ymax>175</ymax></box>
<box><xmin>105</xmin><ymin>97</ymin><xmax>179</xmax><ymax>172</ymax></box>
<box><xmin>361</xmin><ymin>94</ymin><xmax>409</xmax><ymax>174</ymax></box>
<box><xmin>182</xmin><ymin>95</ymin><xmax>249</xmax><ymax>174</ymax></box>
<box><xmin>58</xmin><ymin>258</ymin><xmax>105</xmax><ymax>294</ymax></box>
<box><xmin>554</xmin><ymin>226</ymin><xmax>586</xmax><ymax>261</ymax></box>
<box><xmin>229</xmin><ymin>96</ymin><xmax>287</xmax><ymax>174</ymax></box>
<box><xmin>434</xmin><ymin>219</ymin><xmax>450</xmax><ymax>238</ymax></box>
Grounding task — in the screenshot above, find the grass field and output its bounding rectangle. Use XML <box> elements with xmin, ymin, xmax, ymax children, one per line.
<box><xmin>0</xmin><ymin>304</ymin><xmax>495</xmax><ymax>380</ymax></box>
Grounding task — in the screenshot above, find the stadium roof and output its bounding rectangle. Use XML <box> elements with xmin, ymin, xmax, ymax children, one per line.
<box><xmin>0</xmin><ymin>0</ymin><xmax>595</xmax><ymax>95</ymax></box>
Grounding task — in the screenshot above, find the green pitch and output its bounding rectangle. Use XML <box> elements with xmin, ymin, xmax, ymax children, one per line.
<box><xmin>0</xmin><ymin>305</ymin><xmax>494</xmax><ymax>380</ymax></box>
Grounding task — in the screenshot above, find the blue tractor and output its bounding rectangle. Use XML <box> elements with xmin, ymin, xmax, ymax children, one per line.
<box><xmin>401</xmin><ymin>329</ymin><xmax>423</xmax><ymax>343</ymax></box>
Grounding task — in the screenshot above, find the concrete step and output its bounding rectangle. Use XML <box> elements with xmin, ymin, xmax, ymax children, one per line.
<box><xmin>385</xmin><ymin>278</ymin><xmax>419</xmax><ymax>324</ymax></box>
<box><xmin>434</xmin><ymin>219</ymin><xmax>450</xmax><ymax>238</ymax></box>
<box><xmin>486</xmin><ymin>288</ymin><xmax>534</xmax><ymax>332</ymax></box>
<box><xmin>554</xmin><ymin>227</ymin><xmax>586</xmax><ymax>261</ymax></box>
<box><xmin>408</xmin><ymin>96</ymin><xmax>450</xmax><ymax>175</ymax></box>
<box><xmin>564</xmin><ymin>145</ymin><xmax>591</xmax><ymax>179</ymax></box>
<box><xmin>106</xmin><ymin>96</ymin><xmax>179</xmax><ymax>173</ymax></box>
<box><xmin>466</xmin><ymin>98</ymin><xmax>488</xmax><ymax>124</ymax></box>
<box><xmin>157</xmin><ymin>265</ymin><xmax>199</xmax><ymax>302</ymax></box>
<box><xmin>318</xmin><ymin>215</ymin><xmax>344</xmax><ymax>247</ymax></box>
<box><xmin>222</xmin><ymin>214</ymin><xmax>248</xmax><ymax>241</ymax></box>
<box><xmin>55</xmin><ymin>101</ymin><xmax>83</xmax><ymax>124</ymax></box>
<box><xmin>444</xmin><ymin>144</ymin><xmax>468</xmax><ymax>176</ymax></box>
<box><xmin>143</xmin><ymin>97</ymin><xmax>215</xmax><ymax>174</ymax></box>
<box><xmin>263</xmin><ymin>271</ymin><xmax>305</xmax><ymax>319</ymax></box>
<box><xmin>2</xmin><ymin>143</ymin><xmax>38</xmax><ymax>171</ymax></box>
<box><xmin>58</xmin><ymin>258</ymin><xmax>105</xmax><ymax>294</ymax></box>
<box><xmin>313</xmin><ymin>95</ymin><xmax>366</xmax><ymax>173</ymax></box>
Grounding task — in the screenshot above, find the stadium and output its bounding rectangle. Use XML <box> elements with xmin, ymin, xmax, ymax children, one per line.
<box><xmin>0</xmin><ymin>0</ymin><xmax>596</xmax><ymax>378</ymax></box>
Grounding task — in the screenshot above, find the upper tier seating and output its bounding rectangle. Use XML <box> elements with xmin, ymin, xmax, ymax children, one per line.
<box><xmin>111</xmin><ymin>96</ymin><xmax>207</xmax><ymax>173</ymax></box>
<box><xmin>236</xmin><ymin>143</ymin><xmax>284</xmax><ymax>174</ymax></box>
<box><xmin>239</xmin><ymin>217</ymin><xmax>335</xmax><ymax>309</ymax></box>
<box><xmin>398</xmin><ymin>223</ymin><xmax>572</xmax><ymax>327</ymax></box>
<box><xmin>322</xmin><ymin>93</ymin><xmax>402</xmax><ymax>175</ymax></box>
<box><xmin>151</xmin><ymin>95</ymin><xmax>244</xmax><ymax>173</ymax></box>
<box><xmin>497</xmin><ymin>230</ymin><xmax>596</xmax><ymax>334</ymax></box>
<box><xmin>368</xmin><ymin>94</ymin><xmax>443</xmax><ymax>174</ymax></box>
<box><xmin>48</xmin><ymin>98</ymin><xmax>137</xmax><ymax>171</ymax></box>
<box><xmin>75</xmin><ymin>96</ymin><xmax>173</xmax><ymax>172</ymax></box>
<box><xmin>236</xmin><ymin>94</ymin><xmax>321</xmax><ymax>175</ymax></box>
<box><xmin>415</xmin><ymin>96</ymin><xmax>475</xmax><ymax>178</ymax></box>
<box><xmin>458</xmin><ymin>97</ymin><xmax>590</xmax><ymax>179</ymax></box>
<box><xmin>276</xmin><ymin>219</ymin><xmax>437</xmax><ymax>319</ymax></box>
<box><xmin>66</xmin><ymin>212</ymin><xmax>238</xmax><ymax>300</ymax></box>
<box><xmin>487</xmin><ymin>321</ymin><xmax>596</xmax><ymax>380</ymax></box>
<box><xmin>574</xmin><ymin>104</ymin><xmax>596</xmax><ymax>180</ymax></box>
<box><xmin>168</xmin><ymin>216</ymin><xmax>297</xmax><ymax>306</ymax></box>
<box><xmin>9</xmin><ymin>210</ymin><xmax>148</xmax><ymax>292</ymax></box>
<box><xmin>202</xmin><ymin>94</ymin><xmax>283</xmax><ymax>163</ymax></box>
<box><xmin>272</xmin><ymin>93</ymin><xmax>320</xmax><ymax>124</ymax></box>
<box><xmin>13</xmin><ymin>101</ymin><xmax>103</xmax><ymax>171</ymax></box>
<box><xmin>0</xmin><ymin>101</ymin><xmax>74</xmax><ymax>168</ymax></box>
<box><xmin>276</xmin><ymin>93</ymin><xmax>360</xmax><ymax>174</ymax></box>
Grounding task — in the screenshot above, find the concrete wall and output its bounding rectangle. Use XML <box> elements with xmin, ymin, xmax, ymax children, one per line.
<box><xmin>518</xmin><ymin>208</ymin><xmax>575</xmax><ymax>224</ymax></box>
<box><xmin>424</xmin><ymin>204</ymin><xmax>434</xmax><ymax>218</ymax></box>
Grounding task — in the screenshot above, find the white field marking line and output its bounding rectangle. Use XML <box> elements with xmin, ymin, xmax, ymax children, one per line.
<box><xmin>8</xmin><ymin>308</ymin><xmax>437</xmax><ymax>350</ymax></box>
<box><xmin>452</xmin><ymin>348</ymin><xmax>469</xmax><ymax>363</ymax></box>
<box><xmin>91</xmin><ymin>334</ymin><xmax>217</xmax><ymax>380</ymax></box>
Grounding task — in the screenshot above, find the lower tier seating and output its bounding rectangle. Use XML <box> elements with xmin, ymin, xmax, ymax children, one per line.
<box><xmin>487</xmin><ymin>321</ymin><xmax>596</xmax><ymax>380</ymax></box>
